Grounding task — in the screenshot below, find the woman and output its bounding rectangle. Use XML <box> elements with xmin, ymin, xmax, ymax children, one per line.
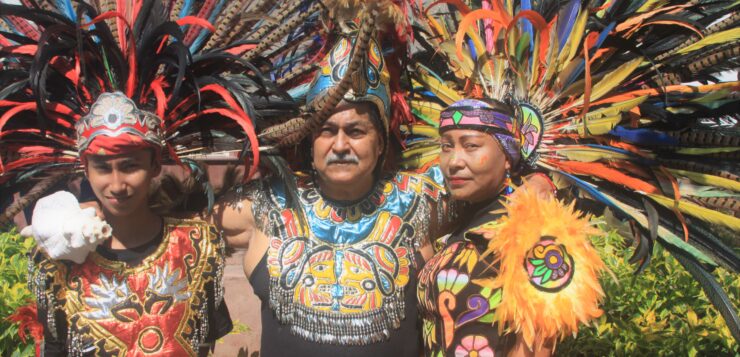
<box><xmin>417</xmin><ymin>99</ymin><xmax>605</xmax><ymax>356</ymax></box>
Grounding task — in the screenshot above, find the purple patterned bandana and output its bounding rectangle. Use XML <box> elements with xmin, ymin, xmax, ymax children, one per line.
<box><xmin>439</xmin><ymin>99</ymin><xmax>521</xmax><ymax>166</ymax></box>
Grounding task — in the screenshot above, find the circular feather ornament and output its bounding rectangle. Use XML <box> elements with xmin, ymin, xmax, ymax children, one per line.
<box><xmin>470</xmin><ymin>188</ymin><xmax>606</xmax><ymax>351</ymax></box>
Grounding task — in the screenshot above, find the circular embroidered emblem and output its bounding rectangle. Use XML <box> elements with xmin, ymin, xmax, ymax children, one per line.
<box><xmin>525</xmin><ymin>236</ymin><xmax>574</xmax><ymax>292</ymax></box>
<box><xmin>137</xmin><ymin>326</ymin><xmax>164</xmax><ymax>353</ymax></box>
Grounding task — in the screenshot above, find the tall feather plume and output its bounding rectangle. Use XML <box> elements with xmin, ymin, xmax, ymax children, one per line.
<box><xmin>0</xmin><ymin>0</ymin><xmax>300</xmax><ymax>217</ymax></box>
<box><xmin>404</xmin><ymin>0</ymin><xmax>740</xmax><ymax>341</ymax></box>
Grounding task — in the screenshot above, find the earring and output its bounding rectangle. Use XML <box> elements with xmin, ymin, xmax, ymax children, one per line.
<box><xmin>503</xmin><ymin>170</ymin><xmax>514</xmax><ymax>196</ymax></box>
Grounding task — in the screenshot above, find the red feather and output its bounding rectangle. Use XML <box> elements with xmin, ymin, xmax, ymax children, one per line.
<box><xmin>555</xmin><ymin>161</ymin><xmax>660</xmax><ymax>194</ymax></box>
<box><xmin>7</xmin><ymin>303</ymin><xmax>44</xmax><ymax>344</ymax></box>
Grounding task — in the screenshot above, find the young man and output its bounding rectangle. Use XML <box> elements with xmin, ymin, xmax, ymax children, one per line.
<box><xmin>0</xmin><ymin>2</ymin><xmax>293</xmax><ymax>354</ymax></box>
<box><xmin>28</xmin><ymin>93</ymin><xmax>232</xmax><ymax>356</ymax></box>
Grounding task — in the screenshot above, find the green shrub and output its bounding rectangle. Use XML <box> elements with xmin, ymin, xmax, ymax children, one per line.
<box><xmin>2</xmin><ymin>227</ymin><xmax>737</xmax><ymax>356</ymax></box>
<box><xmin>0</xmin><ymin>228</ymin><xmax>35</xmax><ymax>357</ymax></box>
<box><xmin>557</xmin><ymin>230</ymin><xmax>739</xmax><ymax>356</ymax></box>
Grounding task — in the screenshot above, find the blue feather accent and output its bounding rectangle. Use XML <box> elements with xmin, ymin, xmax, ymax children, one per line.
<box><xmin>581</xmin><ymin>143</ymin><xmax>655</xmax><ymax>165</ymax></box>
<box><xmin>178</xmin><ymin>0</ymin><xmax>194</xmax><ymax>20</ymax></box>
<box><xmin>556</xmin><ymin>0</ymin><xmax>580</xmax><ymax>52</ymax></box>
<box><xmin>467</xmin><ymin>38</ymin><xmax>477</xmax><ymax>60</ymax></box>
<box><xmin>1</xmin><ymin>18</ymin><xmax>22</xmax><ymax>39</ymax></box>
<box><xmin>177</xmin><ymin>0</ymin><xmax>195</xmax><ymax>36</ymax></box>
<box><xmin>520</xmin><ymin>0</ymin><xmax>534</xmax><ymax>49</ymax></box>
<box><xmin>558</xmin><ymin>171</ymin><xmax>627</xmax><ymax>215</ymax></box>
<box><xmin>417</xmin><ymin>64</ymin><xmax>447</xmax><ymax>83</ymax></box>
<box><xmin>55</xmin><ymin>0</ymin><xmax>76</xmax><ymax>21</ymax></box>
<box><xmin>288</xmin><ymin>83</ymin><xmax>310</xmax><ymax>100</ymax></box>
<box><xmin>564</xmin><ymin>21</ymin><xmax>616</xmax><ymax>88</ymax></box>
<box><xmin>188</xmin><ymin>0</ymin><xmax>225</xmax><ymax>53</ymax></box>
<box><xmin>246</xmin><ymin>2</ymin><xmax>281</xmax><ymax>38</ymax></box>
<box><xmin>609</xmin><ymin>126</ymin><xmax>680</xmax><ymax>146</ymax></box>
<box><xmin>279</xmin><ymin>1</ymin><xmax>315</xmax><ymax>74</ymax></box>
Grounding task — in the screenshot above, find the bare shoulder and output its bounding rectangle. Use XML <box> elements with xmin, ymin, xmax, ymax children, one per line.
<box><xmin>208</xmin><ymin>189</ymin><xmax>255</xmax><ymax>230</ymax></box>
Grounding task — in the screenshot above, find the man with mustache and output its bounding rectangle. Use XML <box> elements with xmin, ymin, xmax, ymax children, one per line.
<box><xmin>211</xmin><ymin>35</ymin><xmax>450</xmax><ymax>357</ymax></box>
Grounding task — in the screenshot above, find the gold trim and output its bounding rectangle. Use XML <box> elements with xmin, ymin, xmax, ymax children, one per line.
<box><xmin>65</xmin><ymin>296</ymin><xmax>129</xmax><ymax>355</ymax></box>
<box><xmin>173</xmin><ymin>221</ymin><xmax>220</xmax><ymax>357</ymax></box>
<box><xmin>89</xmin><ymin>217</ymin><xmax>183</xmax><ymax>274</ymax></box>
<box><xmin>137</xmin><ymin>326</ymin><xmax>164</xmax><ymax>353</ymax></box>
<box><xmin>59</xmin><ymin>218</ymin><xmax>220</xmax><ymax>357</ymax></box>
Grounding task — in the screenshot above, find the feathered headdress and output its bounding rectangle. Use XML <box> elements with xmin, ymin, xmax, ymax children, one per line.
<box><xmin>0</xmin><ymin>0</ymin><xmax>298</xmax><ymax>220</ymax></box>
<box><xmin>403</xmin><ymin>0</ymin><xmax>739</xmax><ymax>344</ymax></box>
<box><xmin>254</xmin><ymin>0</ymin><xmax>419</xmax><ymax>149</ymax></box>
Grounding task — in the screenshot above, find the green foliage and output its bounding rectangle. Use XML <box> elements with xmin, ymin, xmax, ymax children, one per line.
<box><xmin>0</xmin><ymin>228</ymin><xmax>35</xmax><ymax>357</ymax></box>
<box><xmin>557</xmin><ymin>230</ymin><xmax>740</xmax><ymax>356</ymax></box>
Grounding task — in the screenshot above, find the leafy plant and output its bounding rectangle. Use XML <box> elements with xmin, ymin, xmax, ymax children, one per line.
<box><xmin>557</xmin><ymin>230</ymin><xmax>739</xmax><ymax>356</ymax></box>
<box><xmin>0</xmin><ymin>228</ymin><xmax>36</xmax><ymax>357</ymax></box>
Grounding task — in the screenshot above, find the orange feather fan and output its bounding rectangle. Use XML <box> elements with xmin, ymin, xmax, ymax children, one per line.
<box><xmin>471</xmin><ymin>188</ymin><xmax>605</xmax><ymax>351</ymax></box>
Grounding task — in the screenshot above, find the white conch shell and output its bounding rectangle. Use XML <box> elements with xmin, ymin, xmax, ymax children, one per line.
<box><xmin>22</xmin><ymin>191</ymin><xmax>111</xmax><ymax>264</ymax></box>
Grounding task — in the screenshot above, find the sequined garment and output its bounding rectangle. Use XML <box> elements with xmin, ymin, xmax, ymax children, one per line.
<box><xmin>248</xmin><ymin>169</ymin><xmax>448</xmax><ymax>345</ymax></box>
<box><xmin>417</xmin><ymin>201</ymin><xmax>513</xmax><ymax>357</ymax></box>
<box><xmin>418</xmin><ymin>196</ymin><xmax>594</xmax><ymax>356</ymax></box>
<box><xmin>30</xmin><ymin>218</ymin><xmax>226</xmax><ymax>356</ymax></box>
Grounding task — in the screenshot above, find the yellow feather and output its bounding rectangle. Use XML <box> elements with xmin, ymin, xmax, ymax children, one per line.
<box><xmin>558</xmin><ymin>65</ymin><xmax>596</xmax><ymax>98</ymax></box>
<box><xmin>576</xmin><ymin>115</ymin><xmax>623</xmax><ymax>136</ymax></box>
<box><xmin>668</xmin><ymin>169</ymin><xmax>740</xmax><ymax>192</ymax></box>
<box><xmin>400</xmin><ymin>153</ymin><xmax>439</xmax><ymax>169</ymax></box>
<box><xmin>440</xmin><ymin>42</ymin><xmax>474</xmax><ymax>79</ymax></box>
<box><xmin>568</xmin><ymin>95</ymin><xmax>648</xmax><ymax>136</ymax></box>
<box><xmin>425</xmin><ymin>13</ymin><xmax>449</xmax><ymax>40</ymax></box>
<box><xmin>677</xmin><ymin>27</ymin><xmax>740</xmax><ymax>55</ymax></box>
<box><xmin>571</xmin><ymin>57</ymin><xmax>644</xmax><ymax>107</ymax></box>
<box><xmin>675</xmin><ymin>147</ymin><xmax>740</xmax><ymax>155</ymax></box>
<box><xmin>647</xmin><ymin>194</ymin><xmax>740</xmax><ymax>231</ymax></box>
<box><xmin>601</xmin><ymin>192</ymin><xmax>717</xmax><ymax>266</ymax></box>
<box><xmin>407</xmin><ymin>125</ymin><xmax>440</xmax><ymax>138</ymax></box>
<box><xmin>586</xmin><ymin>95</ymin><xmax>648</xmax><ymax>119</ymax></box>
<box><xmin>413</xmin><ymin>64</ymin><xmax>462</xmax><ymax>105</ymax></box>
<box><xmin>401</xmin><ymin>144</ymin><xmax>440</xmax><ymax>159</ymax></box>
<box><xmin>557</xmin><ymin>9</ymin><xmax>588</xmax><ymax>74</ymax></box>
<box><xmin>539</xmin><ymin>26</ymin><xmax>561</xmax><ymax>87</ymax></box>
<box><xmin>690</xmin><ymin>89</ymin><xmax>734</xmax><ymax>108</ymax></box>
<box><xmin>410</xmin><ymin>99</ymin><xmax>444</xmax><ymax>124</ymax></box>
<box><xmin>637</xmin><ymin>0</ymin><xmax>669</xmax><ymax>12</ymax></box>
<box><xmin>464</xmin><ymin>28</ymin><xmax>487</xmax><ymax>63</ymax></box>
<box><xmin>554</xmin><ymin>147</ymin><xmax>632</xmax><ymax>162</ymax></box>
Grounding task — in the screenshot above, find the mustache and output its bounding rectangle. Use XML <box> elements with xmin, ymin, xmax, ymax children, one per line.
<box><xmin>325</xmin><ymin>152</ymin><xmax>360</xmax><ymax>165</ymax></box>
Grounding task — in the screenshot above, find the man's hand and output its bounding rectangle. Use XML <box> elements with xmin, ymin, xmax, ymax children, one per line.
<box><xmin>208</xmin><ymin>189</ymin><xmax>257</xmax><ymax>250</ymax></box>
<box><xmin>519</xmin><ymin>173</ymin><xmax>557</xmax><ymax>199</ymax></box>
<box><xmin>80</xmin><ymin>200</ymin><xmax>104</xmax><ymax>219</ymax></box>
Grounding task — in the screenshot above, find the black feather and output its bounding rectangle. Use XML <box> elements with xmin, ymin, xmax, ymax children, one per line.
<box><xmin>664</xmin><ymin>243</ymin><xmax>740</xmax><ymax>344</ymax></box>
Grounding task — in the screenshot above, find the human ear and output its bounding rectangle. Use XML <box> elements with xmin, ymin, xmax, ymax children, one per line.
<box><xmin>152</xmin><ymin>160</ymin><xmax>162</xmax><ymax>177</ymax></box>
<box><xmin>149</xmin><ymin>150</ymin><xmax>162</xmax><ymax>177</ymax></box>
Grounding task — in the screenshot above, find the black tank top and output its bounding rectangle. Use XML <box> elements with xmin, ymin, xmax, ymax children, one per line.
<box><xmin>250</xmin><ymin>251</ymin><xmax>423</xmax><ymax>357</ymax></box>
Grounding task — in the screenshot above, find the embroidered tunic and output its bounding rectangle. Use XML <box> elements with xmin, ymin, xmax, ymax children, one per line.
<box><xmin>246</xmin><ymin>169</ymin><xmax>447</xmax><ymax>354</ymax></box>
<box><xmin>417</xmin><ymin>200</ymin><xmax>514</xmax><ymax>357</ymax></box>
<box><xmin>418</xmin><ymin>193</ymin><xmax>595</xmax><ymax>356</ymax></box>
<box><xmin>30</xmin><ymin>218</ymin><xmax>230</xmax><ymax>356</ymax></box>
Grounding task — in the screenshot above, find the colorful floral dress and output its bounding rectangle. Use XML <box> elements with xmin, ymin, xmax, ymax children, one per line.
<box><xmin>417</xmin><ymin>200</ymin><xmax>514</xmax><ymax>357</ymax></box>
